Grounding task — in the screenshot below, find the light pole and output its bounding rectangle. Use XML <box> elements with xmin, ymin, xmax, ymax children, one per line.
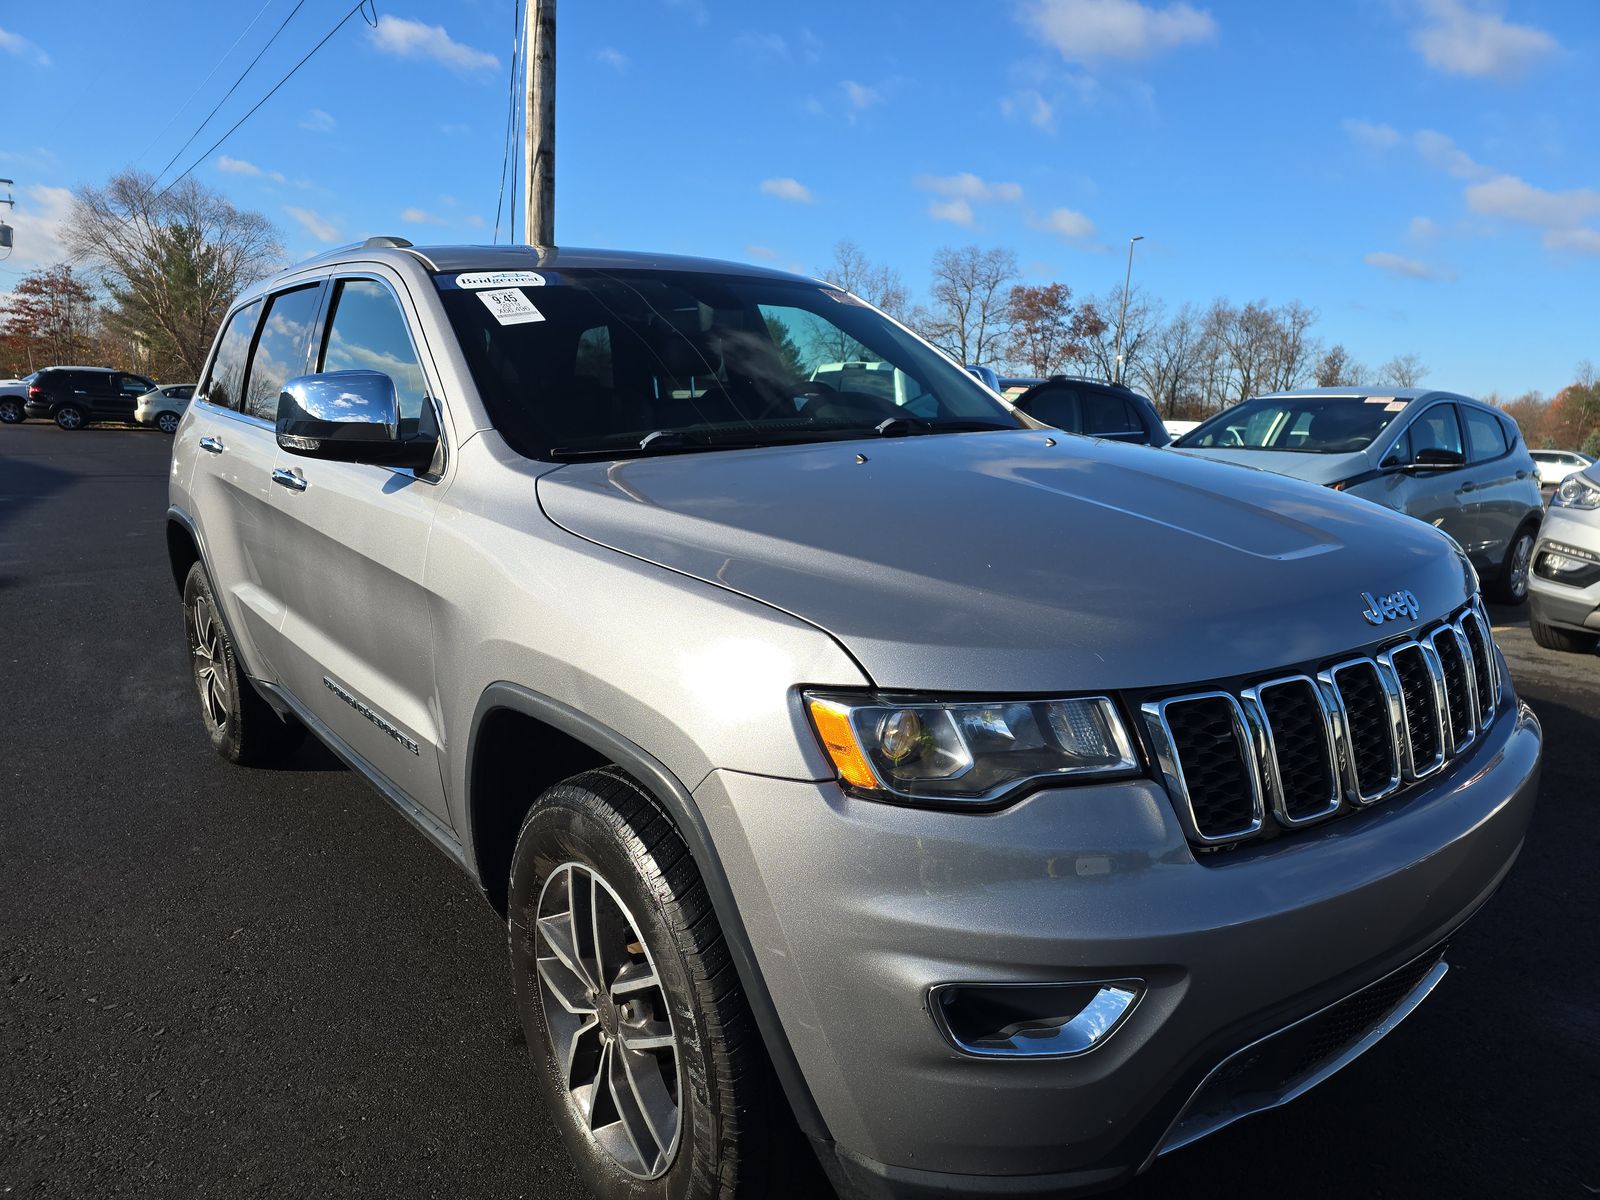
<box><xmin>1112</xmin><ymin>234</ymin><xmax>1143</xmax><ymax>385</ymax></box>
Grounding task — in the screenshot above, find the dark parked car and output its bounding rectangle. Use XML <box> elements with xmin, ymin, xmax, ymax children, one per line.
<box><xmin>23</xmin><ymin>366</ymin><xmax>158</xmax><ymax>429</ymax></box>
<box><xmin>1010</xmin><ymin>375</ymin><xmax>1171</xmax><ymax>446</ymax></box>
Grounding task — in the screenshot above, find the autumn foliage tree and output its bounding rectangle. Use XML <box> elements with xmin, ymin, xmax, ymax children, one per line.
<box><xmin>0</xmin><ymin>265</ymin><xmax>98</xmax><ymax>375</ymax></box>
<box><xmin>1003</xmin><ymin>282</ymin><xmax>1103</xmax><ymax>376</ymax></box>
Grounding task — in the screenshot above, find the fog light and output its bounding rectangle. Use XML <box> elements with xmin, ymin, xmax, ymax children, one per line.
<box><xmin>930</xmin><ymin>980</ymin><xmax>1142</xmax><ymax>1058</ymax></box>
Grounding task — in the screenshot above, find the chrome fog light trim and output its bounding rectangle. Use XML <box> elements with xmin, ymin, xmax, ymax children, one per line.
<box><xmin>930</xmin><ymin>979</ymin><xmax>1143</xmax><ymax>1059</ymax></box>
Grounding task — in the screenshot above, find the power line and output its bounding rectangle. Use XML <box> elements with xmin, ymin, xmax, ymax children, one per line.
<box><xmin>155</xmin><ymin>0</ymin><xmax>312</xmax><ymax>184</ymax></box>
<box><xmin>136</xmin><ymin>0</ymin><xmax>279</xmax><ymax>166</ymax></box>
<box><xmin>494</xmin><ymin>0</ymin><xmax>524</xmax><ymax>244</ymax></box>
<box><xmin>156</xmin><ymin>0</ymin><xmax>379</xmax><ymax>203</ymax></box>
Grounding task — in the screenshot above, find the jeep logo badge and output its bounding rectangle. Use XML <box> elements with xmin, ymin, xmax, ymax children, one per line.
<box><xmin>1361</xmin><ymin>589</ymin><xmax>1421</xmax><ymax>626</ymax></box>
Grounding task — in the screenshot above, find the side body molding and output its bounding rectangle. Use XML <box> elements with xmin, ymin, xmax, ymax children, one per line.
<box><xmin>465</xmin><ymin>681</ymin><xmax>831</xmax><ymax>1145</ymax></box>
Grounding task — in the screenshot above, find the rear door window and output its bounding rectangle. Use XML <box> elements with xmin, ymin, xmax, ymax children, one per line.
<box><xmin>1080</xmin><ymin>391</ymin><xmax>1142</xmax><ymax>437</ymax></box>
<box><xmin>204</xmin><ymin>301</ymin><xmax>264</xmax><ymax>412</ymax></box>
<box><xmin>243</xmin><ymin>285</ymin><xmax>324</xmax><ymax>422</ymax></box>
<box><xmin>116</xmin><ymin>374</ymin><xmax>155</xmax><ymax>396</ymax></box>
<box><xmin>1020</xmin><ymin>387</ymin><xmax>1080</xmax><ymax>433</ymax></box>
<box><xmin>1462</xmin><ymin>406</ymin><xmax>1508</xmax><ymax>462</ymax></box>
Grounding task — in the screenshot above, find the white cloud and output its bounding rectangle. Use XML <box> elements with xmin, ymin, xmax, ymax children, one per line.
<box><xmin>1021</xmin><ymin>0</ymin><xmax>1216</xmax><ymax>64</ymax></box>
<box><xmin>745</xmin><ymin>244</ymin><xmax>779</xmax><ymax>261</ymax></box>
<box><xmin>734</xmin><ymin>31</ymin><xmax>789</xmax><ymax>58</ymax></box>
<box><xmin>1411</xmin><ymin>0</ymin><xmax>1557</xmax><ymax>82</ymax></box>
<box><xmin>760</xmin><ymin>177</ymin><xmax>814</xmax><ymax>203</ymax></box>
<box><xmin>0</xmin><ymin>26</ymin><xmax>50</xmax><ymax>66</ymax></box>
<box><xmin>594</xmin><ymin>46</ymin><xmax>627</xmax><ymax>71</ymax></box>
<box><xmin>1407</xmin><ymin>216</ymin><xmax>1440</xmax><ymax>241</ymax></box>
<box><xmin>915</xmin><ymin>173</ymin><xmax>1024</xmax><ymax>203</ymax></box>
<box><xmin>217</xmin><ymin>155</ymin><xmax>288</xmax><ymax>184</ymax></box>
<box><xmin>286</xmin><ymin>207</ymin><xmax>340</xmax><ymax>243</ymax></box>
<box><xmin>300</xmin><ymin>108</ymin><xmax>336</xmax><ymax>132</ymax></box>
<box><xmin>1364</xmin><ymin>251</ymin><xmax>1457</xmax><ymax>282</ymax></box>
<box><xmin>368</xmin><ymin>16</ymin><xmax>498</xmax><ymax>72</ymax></box>
<box><xmin>1542</xmin><ymin>228</ymin><xmax>1600</xmax><ymax>256</ymax></box>
<box><xmin>928</xmin><ymin>198</ymin><xmax>975</xmax><ymax>226</ymax></box>
<box><xmin>840</xmin><ymin>80</ymin><xmax>881</xmax><ymax>110</ymax></box>
<box><xmin>0</xmin><ymin>184</ymin><xmax>73</xmax><ymax>273</ymax></box>
<box><xmin>1001</xmin><ymin>89</ymin><xmax>1056</xmax><ymax>132</ymax></box>
<box><xmin>1342</xmin><ymin>118</ymin><xmax>1401</xmax><ymax>149</ymax></box>
<box><xmin>664</xmin><ymin>0</ymin><xmax>709</xmax><ymax>26</ymax></box>
<box><xmin>400</xmin><ymin>207</ymin><xmax>450</xmax><ymax>225</ymax></box>
<box><xmin>1412</xmin><ymin>129</ymin><xmax>1492</xmax><ymax>180</ymax></box>
<box><xmin>1464</xmin><ymin>174</ymin><xmax>1600</xmax><ymax>229</ymax></box>
<box><xmin>1029</xmin><ymin>207</ymin><xmax>1098</xmax><ymax>241</ymax></box>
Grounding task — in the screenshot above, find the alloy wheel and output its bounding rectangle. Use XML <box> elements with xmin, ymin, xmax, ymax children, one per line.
<box><xmin>189</xmin><ymin>596</ymin><xmax>231</xmax><ymax>732</ymax></box>
<box><xmin>158</xmin><ymin>412</ymin><xmax>180</xmax><ymax>434</ymax></box>
<box><xmin>56</xmin><ymin>407</ymin><xmax>83</xmax><ymax>430</ymax></box>
<box><xmin>1509</xmin><ymin>533</ymin><xmax>1533</xmax><ymax>600</ymax></box>
<box><xmin>534</xmin><ymin>861</ymin><xmax>682</xmax><ymax>1180</ymax></box>
<box><xmin>0</xmin><ymin>398</ymin><xmax>20</xmax><ymax>423</ymax></box>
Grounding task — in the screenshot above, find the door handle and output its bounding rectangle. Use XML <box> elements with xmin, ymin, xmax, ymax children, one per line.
<box><xmin>1456</xmin><ymin>482</ymin><xmax>1475</xmax><ymax>494</ymax></box>
<box><xmin>198</xmin><ymin>436</ymin><xmax>225</xmax><ymax>454</ymax></box>
<box><xmin>1516</xmin><ymin>470</ymin><xmax>1530</xmax><ymax>480</ymax></box>
<box><xmin>271</xmin><ymin>467</ymin><xmax>308</xmax><ymax>493</ymax></box>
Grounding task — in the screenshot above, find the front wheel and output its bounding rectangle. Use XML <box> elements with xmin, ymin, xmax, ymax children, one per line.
<box><xmin>0</xmin><ymin>397</ymin><xmax>22</xmax><ymax>424</ymax></box>
<box><xmin>1530</xmin><ymin>613</ymin><xmax>1599</xmax><ymax>654</ymax></box>
<box><xmin>509</xmin><ymin>768</ymin><xmax>782</xmax><ymax>1199</ymax></box>
<box><xmin>54</xmin><ymin>404</ymin><xmax>86</xmax><ymax>430</ymax></box>
<box><xmin>1489</xmin><ymin>526</ymin><xmax>1537</xmax><ymax>604</ymax></box>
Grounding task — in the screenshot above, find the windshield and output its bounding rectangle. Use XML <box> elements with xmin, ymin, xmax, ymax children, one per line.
<box><xmin>1176</xmin><ymin>395</ymin><xmax>1406</xmax><ymax>454</ymax></box>
<box><xmin>434</xmin><ymin>268</ymin><xmax>1019</xmax><ymax>459</ymax></box>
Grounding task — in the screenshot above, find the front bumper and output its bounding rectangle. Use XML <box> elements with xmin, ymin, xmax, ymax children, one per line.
<box><xmin>695</xmin><ymin>696</ymin><xmax>1540</xmax><ymax>1195</ymax></box>
<box><xmin>1529</xmin><ymin>509</ymin><xmax>1600</xmax><ymax>631</ymax></box>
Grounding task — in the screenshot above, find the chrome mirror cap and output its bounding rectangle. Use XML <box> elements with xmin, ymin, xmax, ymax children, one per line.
<box><xmin>276</xmin><ymin>370</ymin><xmax>400</xmax><ymax>450</ymax></box>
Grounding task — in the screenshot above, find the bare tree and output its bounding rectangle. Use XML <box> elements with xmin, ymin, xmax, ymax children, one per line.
<box><xmin>819</xmin><ymin>240</ymin><xmax>909</xmax><ymax>321</ymax></box>
<box><xmin>1313</xmin><ymin>344</ymin><xmax>1367</xmax><ymax>387</ymax></box>
<box><xmin>1132</xmin><ymin>303</ymin><xmax>1207</xmax><ymax>417</ymax></box>
<box><xmin>1379</xmin><ymin>353</ymin><xmax>1428</xmax><ymax>388</ymax></box>
<box><xmin>921</xmin><ymin>245</ymin><xmax>1019</xmax><ymax>366</ymax></box>
<box><xmin>64</xmin><ymin>169</ymin><xmax>282</xmax><ymax>379</ymax></box>
<box><xmin>1079</xmin><ymin>285</ymin><xmax>1159</xmax><ymax>383</ymax></box>
<box><xmin>1264</xmin><ymin>300</ymin><xmax>1319</xmax><ymax>392</ymax></box>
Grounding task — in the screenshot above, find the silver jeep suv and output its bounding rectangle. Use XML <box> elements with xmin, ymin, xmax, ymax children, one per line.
<box><xmin>168</xmin><ymin>241</ymin><xmax>1541</xmax><ymax>1199</ymax></box>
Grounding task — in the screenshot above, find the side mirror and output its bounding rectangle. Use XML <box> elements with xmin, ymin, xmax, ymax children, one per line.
<box><xmin>276</xmin><ymin>371</ymin><xmax>435</xmax><ymax>469</ymax></box>
<box><xmin>1408</xmin><ymin>447</ymin><xmax>1466</xmax><ymax>470</ymax></box>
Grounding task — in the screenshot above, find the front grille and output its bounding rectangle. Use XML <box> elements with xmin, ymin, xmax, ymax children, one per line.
<box><xmin>1162</xmin><ymin>946</ymin><xmax>1447</xmax><ymax>1156</ymax></box>
<box><xmin>1159</xmin><ymin>696</ymin><xmax>1260</xmax><ymax>841</ymax></box>
<box><xmin>1389</xmin><ymin>645</ymin><xmax>1443</xmax><ymax>774</ymax></box>
<box><xmin>1142</xmin><ymin>602</ymin><xmax>1500</xmax><ymax>847</ymax></box>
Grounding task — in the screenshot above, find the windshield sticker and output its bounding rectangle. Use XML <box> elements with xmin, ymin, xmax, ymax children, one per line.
<box><xmin>477</xmin><ymin>288</ymin><xmax>546</xmax><ymax>325</ymax></box>
<box><xmin>456</xmin><ymin>270</ymin><xmax>546</xmax><ymax>289</ymax></box>
<box><xmin>1364</xmin><ymin>395</ymin><xmax>1396</xmax><ymax>404</ymax></box>
<box><xmin>1385</xmin><ymin>400</ymin><xmax>1407</xmax><ymax>411</ymax></box>
<box><xmin>823</xmin><ymin>289</ymin><xmax>869</xmax><ymax>306</ymax></box>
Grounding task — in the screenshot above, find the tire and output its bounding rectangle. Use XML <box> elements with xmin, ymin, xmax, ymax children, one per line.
<box><xmin>182</xmin><ymin>561</ymin><xmax>305</xmax><ymax>765</ymax></box>
<box><xmin>508</xmin><ymin>767</ymin><xmax>782</xmax><ymax>1200</ymax></box>
<box><xmin>1530</xmin><ymin>614</ymin><xmax>1599</xmax><ymax>654</ymax></box>
<box><xmin>1489</xmin><ymin>524</ymin><xmax>1537</xmax><ymax>604</ymax></box>
<box><xmin>0</xmin><ymin>397</ymin><xmax>22</xmax><ymax>424</ymax></box>
<box><xmin>156</xmin><ymin>411</ymin><xmax>181</xmax><ymax>434</ymax></box>
<box><xmin>54</xmin><ymin>404</ymin><xmax>86</xmax><ymax>430</ymax></box>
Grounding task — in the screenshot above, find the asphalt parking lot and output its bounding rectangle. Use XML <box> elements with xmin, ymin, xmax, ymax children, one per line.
<box><xmin>2</xmin><ymin>423</ymin><xmax>1597</xmax><ymax>1199</ymax></box>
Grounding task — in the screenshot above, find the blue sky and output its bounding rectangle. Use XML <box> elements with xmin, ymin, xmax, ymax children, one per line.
<box><xmin>3</xmin><ymin>0</ymin><xmax>1596</xmax><ymax>396</ymax></box>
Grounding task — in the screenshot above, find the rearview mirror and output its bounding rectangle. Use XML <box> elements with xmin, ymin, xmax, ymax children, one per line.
<box><xmin>276</xmin><ymin>371</ymin><xmax>435</xmax><ymax>469</ymax></box>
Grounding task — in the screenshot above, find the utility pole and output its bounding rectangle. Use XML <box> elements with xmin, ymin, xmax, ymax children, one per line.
<box><xmin>524</xmin><ymin>0</ymin><xmax>556</xmax><ymax>246</ymax></box>
<box><xmin>0</xmin><ymin>179</ymin><xmax>14</xmax><ymax>251</ymax></box>
<box><xmin>1112</xmin><ymin>234</ymin><xmax>1143</xmax><ymax>385</ymax></box>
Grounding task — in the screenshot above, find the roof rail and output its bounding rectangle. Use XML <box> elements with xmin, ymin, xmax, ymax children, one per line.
<box><xmin>1047</xmin><ymin>373</ymin><xmax>1126</xmax><ymax>388</ymax></box>
<box><xmin>362</xmin><ymin>235</ymin><xmax>413</xmax><ymax>249</ymax></box>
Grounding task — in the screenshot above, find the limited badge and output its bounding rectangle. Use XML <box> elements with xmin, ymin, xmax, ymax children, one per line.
<box><xmin>477</xmin><ymin>288</ymin><xmax>546</xmax><ymax>325</ymax></box>
<box><xmin>456</xmin><ymin>270</ymin><xmax>546</xmax><ymax>289</ymax></box>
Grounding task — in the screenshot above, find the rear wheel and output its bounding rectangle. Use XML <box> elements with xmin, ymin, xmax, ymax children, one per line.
<box><xmin>1489</xmin><ymin>525</ymin><xmax>1537</xmax><ymax>604</ymax></box>
<box><xmin>157</xmin><ymin>411</ymin><xmax>181</xmax><ymax>434</ymax></box>
<box><xmin>1530</xmin><ymin>614</ymin><xmax>1599</xmax><ymax>654</ymax></box>
<box><xmin>0</xmin><ymin>397</ymin><xmax>22</xmax><ymax>424</ymax></box>
<box><xmin>54</xmin><ymin>404</ymin><xmax>86</xmax><ymax>430</ymax></box>
<box><xmin>182</xmin><ymin>561</ymin><xmax>305</xmax><ymax>765</ymax></box>
<box><xmin>509</xmin><ymin>768</ymin><xmax>783</xmax><ymax>1199</ymax></box>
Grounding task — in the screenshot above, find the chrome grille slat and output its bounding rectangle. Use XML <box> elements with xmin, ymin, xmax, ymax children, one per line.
<box><xmin>1150</xmin><ymin>604</ymin><xmax>1500</xmax><ymax>848</ymax></box>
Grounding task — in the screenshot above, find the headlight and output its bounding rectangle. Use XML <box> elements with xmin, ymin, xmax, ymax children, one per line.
<box><xmin>805</xmin><ymin>692</ymin><xmax>1140</xmax><ymax>804</ymax></box>
<box><xmin>1552</xmin><ymin>473</ymin><xmax>1600</xmax><ymax>509</ymax></box>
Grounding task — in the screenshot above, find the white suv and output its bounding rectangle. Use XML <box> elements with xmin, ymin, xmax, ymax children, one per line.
<box><xmin>1529</xmin><ymin>448</ymin><xmax>1593</xmax><ymax>489</ymax></box>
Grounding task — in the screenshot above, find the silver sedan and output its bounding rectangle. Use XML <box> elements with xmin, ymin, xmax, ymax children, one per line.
<box><xmin>133</xmin><ymin>384</ymin><xmax>195</xmax><ymax>434</ymax></box>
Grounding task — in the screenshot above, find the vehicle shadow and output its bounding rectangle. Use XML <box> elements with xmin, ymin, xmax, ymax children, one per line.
<box><xmin>0</xmin><ymin>442</ymin><xmax>74</xmax><ymax>560</ymax></box>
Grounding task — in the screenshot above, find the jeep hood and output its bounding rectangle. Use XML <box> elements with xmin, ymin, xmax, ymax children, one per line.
<box><xmin>537</xmin><ymin>432</ymin><xmax>1476</xmax><ymax>693</ymax></box>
